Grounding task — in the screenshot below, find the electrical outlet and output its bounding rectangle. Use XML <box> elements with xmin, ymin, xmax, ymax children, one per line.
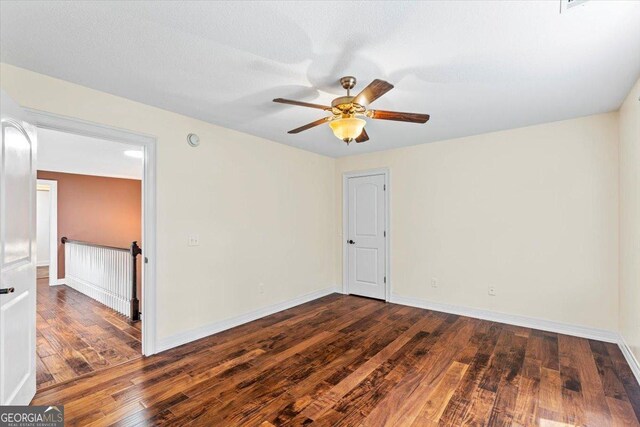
<box><xmin>431</xmin><ymin>278</ymin><xmax>439</xmax><ymax>288</ymax></box>
<box><xmin>488</xmin><ymin>286</ymin><xmax>496</xmax><ymax>296</ymax></box>
<box><xmin>188</xmin><ymin>234</ymin><xmax>200</xmax><ymax>246</ymax></box>
<box><xmin>258</xmin><ymin>283</ymin><xmax>265</xmax><ymax>295</ymax></box>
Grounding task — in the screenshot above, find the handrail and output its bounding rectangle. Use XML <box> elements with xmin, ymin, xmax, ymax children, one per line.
<box><xmin>61</xmin><ymin>237</ymin><xmax>129</xmax><ymax>252</ymax></box>
<box><xmin>61</xmin><ymin>236</ymin><xmax>142</xmax><ymax>322</ymax></box>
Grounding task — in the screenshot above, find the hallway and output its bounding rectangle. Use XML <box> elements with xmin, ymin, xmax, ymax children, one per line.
<box><xmin>36</xmin><ymin>267</ymin><xmax>141</xmax><ymax>390</ymax></box>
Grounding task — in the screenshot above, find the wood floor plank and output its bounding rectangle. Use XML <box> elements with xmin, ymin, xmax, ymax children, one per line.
<box><xmin>411</xmin><ymin>361</ymin><xmax>469</xmax><ymax>425</ymax></box>
<box><xmin>438</xmin><ymin>322</ymin><xmax>501</xmax><ymax>426</ymax></box>
<box><xmin>608</xmin><ymin>396</ymin><xmax>640</xmax><ymax>427</ymax></box>
<box><xmin>486</xmin><ymin>331</ymin><xmax>527</xmax><ymax>425</ymax></box>
<box><xmin>314</xmin><ymin>329</ymin><xmax>435</xmax><ymax>425</ymax></box>
<box><xmin>40</xmin><ymin>354</ymin><xmax>77</xmax><ymax>383</ymax></box>
<box><xmin>243</xmin><ymin>324</ymin><xmax>404</xmax><ymax>425</ymax></box>
<box><xmin>563</xmin><ymin>335</ymin><xmax>613</xmax><ymax>426</ymax></box>
<box><xmin>376</xmin><ymin>317</ymin><xmax>477</xmax><ymax>426</ymax></box>
<box><xmin>512</xmin><ymin>375</ymin><xmax>539</xmax><ymax>427</ymax></box>
<box><xmin>342</xmin><ymin>315</ymin><xmax>455</xmax><ymax>426</ymax></box>
<box><xmin>35</xmin><ymin>354</ymin><xmax>55</xmax><ymax>388</ymax></box>
<box><xmin>35</xmin><ymin>277</ymin><xmax>141</xmax><ymax>390</ymax></box>
<box><xmin>30</xmin><ymin>294</ymin><xmax>640</xmax><ymax>426</ymax></box>
<box><xmin>590</xmin><ymin>339</ymin><xmax>629</xmax><ymax>401</ymax></box>
<box><xmin>200</xmin><ymin>308</ymin><xmax>413</xmax><ymax>426</ymax></box>
<box><xmin>538</xmin><ymin>367</ymin><xmax>563</xmax><ymax>421</ymax></box>
<box><xmin>302</xmin><ymin>314</ymin><xmax>436</xmax><ymax>421</ymax></box>
<box><xmin>606</xmin><ymin>341</ymin><xmax>640</xmax><ymax>423</ymax></box>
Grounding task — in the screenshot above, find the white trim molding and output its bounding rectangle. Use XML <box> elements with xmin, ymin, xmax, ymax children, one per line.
<box><xmin>618</xmin><ymin>335</ymin><xmax>640</xmax><ymax>385</ymax></box>
<box><xmin>392</xmin><ymin>294</ymin><xmax>640</xmax><ymax>385</ymax></box>
<box><xmin>156</xmin><ymin>286</ymin><xmax>340</xmax><ymax>353</ymax></box>
<box><xmin>37</xmin><ymin>179</ymin><xmax>57</xmax><ymax>285</ymax></box>
<box><xmin>55</xmin><ymin>278</ymin><xmax>66</xmax><ymax>286</ymax></box>
<box><xmin>153</xmin><ymin>285</ymin><xmax>639</xmax><ymax>386</ymax></box>
<box><xmin>390</xmin><ymin>293</ymin><xmax>619</xmax><ymax>343</ymax></box>
<box><xmin>342</xmin><ymin>168</ymin><xmax>391</xmax><ymax>302</ymax></box>
<box><xmin>26</xmin><ymin>108</ymin><xmax>158</xmax><ymax>356</ymax></box>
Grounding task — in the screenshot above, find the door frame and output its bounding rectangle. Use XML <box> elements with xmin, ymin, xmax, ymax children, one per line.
<box><xmin>342</xmin><ymin>168</ymin><xmax>391</xmax><ymax>302</ymax></box>
<box><xmin>36</xmin><ymin>179</ymin><xmax>58</xmax><ymax>286</ymax></box>
<box><xmin>25</xmin><ymin>108</ymin><xmax>158</xmax><ymax>356</ymax></box>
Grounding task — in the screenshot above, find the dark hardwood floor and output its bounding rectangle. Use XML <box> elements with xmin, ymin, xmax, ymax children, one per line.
<box><xmin>36</xmin><ymin>269</ymin><xmax>141</xmax><ymax>390</ymax></box>
<box><xmin>32</xmin><ymin>293</ymin><xmax>639</xmax><ymax>426</ymax></box>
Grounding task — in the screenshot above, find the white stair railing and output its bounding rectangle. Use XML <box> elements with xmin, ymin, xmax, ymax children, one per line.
<box><xmin>62</xmin><ymin>237</ymin><xmax>140</xmax><ymax>320</ymax></box>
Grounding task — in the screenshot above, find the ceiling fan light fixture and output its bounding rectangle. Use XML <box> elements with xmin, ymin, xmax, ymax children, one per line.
<box><xmin>274</xmin><ymin>76</ymin><xmax>429</xmax><ymax>145</ymax></box>
<box><xmin>329</xmin><ymin>117</ymin><xmax>366</xmax><ymax>143</ymax></box>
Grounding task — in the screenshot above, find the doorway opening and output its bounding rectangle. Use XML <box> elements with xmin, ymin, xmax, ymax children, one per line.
<box><xmin>36</xmin><ymin>179</ymin><xmax>57</xmax><ymax>286</ymax></box>
<box><xmin>34</xmin><ymin>128</ymin><xmax>145</xmax><ymax>389</ymax></box>
<box><xmin>29</xmin><ymin>110</ymin><xmax>156</xmax><ymax>390</ymax></box>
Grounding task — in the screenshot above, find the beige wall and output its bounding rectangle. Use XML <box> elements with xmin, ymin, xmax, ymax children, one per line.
<box><xmin>336</xmin><ymin>113</ymin><xmax>620</xmax><ymax>331</ymax></box>
<box><xmin>1</xmin><ymin>63</ymin><xmax>336</xmax><ymax>342</ymax></box>
<box><xmin>2</xmin><ymin>62</ymin><xmax>629</xmax><ymax>349</ymax></box>
<box><xmin>619</xmin><ymin>77</ymin><xmax>640</xmax><ymax>361</ymax></box>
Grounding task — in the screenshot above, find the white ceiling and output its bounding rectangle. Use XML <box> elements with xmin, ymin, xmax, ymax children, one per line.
<box><xmin>37</xmin><ymin>128</ymin><xmax>143</xmax><ymax>180</ymax></box>
<box><xmin>2</xmin><ymin>1</ymin><xmax>639</xmax><ymax>158</ymax></box>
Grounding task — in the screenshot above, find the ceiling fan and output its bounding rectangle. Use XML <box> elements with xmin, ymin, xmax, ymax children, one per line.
<box><xmin>273</xmin><ymin>76</ymin><xmax>430</xmax><ymax>145</ymax></box>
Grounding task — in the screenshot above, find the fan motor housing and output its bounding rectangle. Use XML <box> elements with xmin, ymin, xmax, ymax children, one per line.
<box><xmin>331</xmin><ymin>96</ymin><xmax>366</xmax><ymax>115</ymax></box>
<box><xmin>331</xmin><ymin>96</ymin><xmax>354</xmax><ymax>108</ymax></box>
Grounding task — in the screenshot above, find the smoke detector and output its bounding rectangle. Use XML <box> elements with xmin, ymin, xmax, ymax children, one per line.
<box><xmin>187</xmin><ymin>133</ymin><xmax>200</xmax><ymax>147</ymax></box>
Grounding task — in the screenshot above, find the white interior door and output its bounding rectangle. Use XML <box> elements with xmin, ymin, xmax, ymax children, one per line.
<box><xmin>0</xmin><ymin>91</ymin><xmax>37</xmax><ymax>405</ymax></box>
<box><xmin>347</xmin><ymin>174</ymin><xmax>386</xmax><ymax>300</ymax></box>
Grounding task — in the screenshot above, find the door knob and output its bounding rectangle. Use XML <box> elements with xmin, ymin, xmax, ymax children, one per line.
<box><xmin>0</xmin><ymin>287</ymin><xmax>15</xmax><ymax>295</ymax></box>
<box><xmin>347</xmin><ymin>240</ymin><xmax>356</xmax><ymax>245</ymax></box>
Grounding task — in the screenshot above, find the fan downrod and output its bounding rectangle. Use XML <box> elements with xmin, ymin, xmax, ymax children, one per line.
<box><xmin>340</xmin><ymin>76</ymin><xmax>357</xmax><ymax>96</ymax></box>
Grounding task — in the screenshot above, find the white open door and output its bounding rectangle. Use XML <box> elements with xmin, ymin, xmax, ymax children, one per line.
<box><xmin>0</xmin><ymin>91</ymin><xmax>37</xmax><ymax>405</ymax></box>
<box><xmin>346</xmin><ymin>174</ymin><xmax>387</xmax><ymax>300</ymax></box>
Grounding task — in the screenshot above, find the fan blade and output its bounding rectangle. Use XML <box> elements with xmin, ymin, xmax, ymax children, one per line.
<box><xmin>355</xmin><ymin>128</ymin><xmax>369</xmax><ymax>143</ymax></box>
<box><xmin>370</xmin><ymin>110</ymin><xmax>430</xmax><ymax>123</ymax></box>
<box><xmin>352</xmin><ymin>79</ymin><xmax>394</xmax><ymax>106</ymax></box>
<box><xmin>288</xmin><ymin>117</ymin><xmax>329</xmax><ymax>134</ymax></box>
<box><xmin>273</xmin><ymin>98</ymin><xmax>330</xmax><ymax>110</ymax></box>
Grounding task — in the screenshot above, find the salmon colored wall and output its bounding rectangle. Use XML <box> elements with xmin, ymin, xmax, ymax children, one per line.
<box><xmin>36</xmin><ymin>171</ymin><xmax>142</xmax><ymax>295</ymax></box>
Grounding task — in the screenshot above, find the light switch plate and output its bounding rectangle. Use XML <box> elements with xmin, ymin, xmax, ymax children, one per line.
<box><xmin>188</xmin><ymin>235</ymin><xmax>200</xmax><ymax>246</ymax></box>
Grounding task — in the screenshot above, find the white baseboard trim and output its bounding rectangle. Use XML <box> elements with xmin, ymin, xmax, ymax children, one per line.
<box><xmin>152</xmin><ymin>287</ymin><xmax>639</xmax><ymax>386</ymax></box>
<box><xmin>617</xmin><ymin>334</ymin><xmax>640</xmax><ymax>385</ymax></box>
<box><xmin>156</xmin><ymin>286</ymin><xmax>340</xmax><ymax>353</ymax></box>
<box><xmin>52</xmin><ymin>278</ymin><xmax>66</xmax><ymax>286</ymax></box>
<box><xmin>390</xmin><ymin>294</ymin><xmax>619</xmax><ymax>343</ymax></box>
